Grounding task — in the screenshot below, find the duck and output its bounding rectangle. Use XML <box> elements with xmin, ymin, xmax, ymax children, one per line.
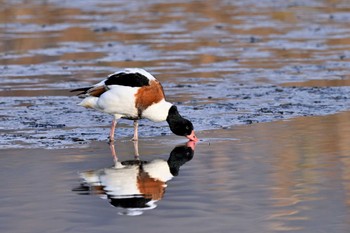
<box><xmin>73</xmin><ymin>142</ymin><xmax>195</xmax><ymax>216</ymax></box>
<box><xmin>71</xmin><ymin>68</ymin><xmax>198</xmax><ymax>142</ymax></box>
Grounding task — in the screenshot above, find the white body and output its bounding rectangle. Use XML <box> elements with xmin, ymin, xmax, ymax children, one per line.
<box><xmin>78</xmin><ymin>68</ymin><xmax>172</xmax><ymax>122</ymax></box>
<box><xmin>80</xmin><ymin>159</ymin><xmax>174</xmax><ymax>198</ymax></box>
<box><xmin>96</xmin><ymin>85</ymin><xmax>139</xmax><ymax>119</ymax></box>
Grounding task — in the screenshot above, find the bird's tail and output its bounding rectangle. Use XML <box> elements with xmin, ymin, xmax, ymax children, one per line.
<box><xmin>78</xmin><ymin>96</ymin><xmax>99</xmax><ymax>109</ymax></box>
<box><xmin>71</xmin><ymin>85</ymin><xmax>106</xmax><ymax>97</ymax></box>
<box><xmin>70</xmin><ymin>87</ymin><xmax>91</xmax><ymax>96</ymax></box>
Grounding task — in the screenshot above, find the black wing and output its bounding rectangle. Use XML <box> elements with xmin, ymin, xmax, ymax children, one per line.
<box><xmin>105</xmin><ymin>72</ymin><xmax>150</xmax><ymax>87</ymax></box>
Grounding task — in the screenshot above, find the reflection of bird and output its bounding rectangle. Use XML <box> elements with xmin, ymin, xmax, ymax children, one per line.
<box><xmin>71</xmin><ymin>68</ymin><xmax>198</xmax><ymax>142</ymax></box>
<box><xmin>73</xmin><ymin>142</ymin><xmax>195</xmax><ymax>216</ymax></box>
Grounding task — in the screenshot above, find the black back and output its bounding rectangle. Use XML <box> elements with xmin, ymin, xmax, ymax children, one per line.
<box><xmin>105</xmin><ymin>72</ymin><xmax>150</xmax><ymax>87</ymax></box>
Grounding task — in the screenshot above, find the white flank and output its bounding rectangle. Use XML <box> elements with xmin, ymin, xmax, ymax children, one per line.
<box><xmin>101</xmin><ymin>166</ymin><xmax>141</xmax><ymax>197</ymax></box>
<box><xmin>96</xmin><ymin>85</ymin><xmax>139</xmax><ymax>118</ymax></box>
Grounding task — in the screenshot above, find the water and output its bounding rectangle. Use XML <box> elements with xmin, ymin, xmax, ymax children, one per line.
<box><xmin>1</xmin><ymin>112</ymin><xmax>350</xmax><ymax>232</ymax></box>
<box><xmin>1</xmin><ymin>0</ymin><xmax>350</xmax><ymax>232</ymax></box>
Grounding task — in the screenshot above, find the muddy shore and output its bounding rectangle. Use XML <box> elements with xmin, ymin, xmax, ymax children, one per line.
<box><xmin>1</xmin><ymin>82</ymin><xmax>350</xmax><ymax>149</ymax></box>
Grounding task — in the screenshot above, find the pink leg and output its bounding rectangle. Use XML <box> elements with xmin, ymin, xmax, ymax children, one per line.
<box><xmin>131</xmin><ymin>120</ymin><xmax>138</xmax><ymax>141</ymax></box>
<box><xmin>109</xmin><ymin>118</ymin><xmax>117</xmax><ymax>142</ymax></box>
<box><xmin>109</xmin><ymin>142</ymin><xmax>117</xmax><ymax>162</ymax></box>
<box><xmin>133</xmin><ymin>140</ymin><xmax>139</xmax><ymax>159</ymax></box>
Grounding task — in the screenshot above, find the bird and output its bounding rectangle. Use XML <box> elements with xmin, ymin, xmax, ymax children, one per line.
<box><xmin>73</xmin><ymin>142</ymin><xmax>195</xmax><ymax>216</ymax></box>
<box><xmin>71</xmin><ymin>68</ymin><xmax>198</xmax><ymax>142</ymax></box>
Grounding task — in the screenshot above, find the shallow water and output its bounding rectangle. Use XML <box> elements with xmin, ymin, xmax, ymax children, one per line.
<box><xmin>1</xmin><ymin>112</ymin><xmax>350</xmax><ymax>233</ymax></box>
<box><xmin>1</xmin><ymin>0</ymin><xmax>350</xmax><ymax>232</ymax></box>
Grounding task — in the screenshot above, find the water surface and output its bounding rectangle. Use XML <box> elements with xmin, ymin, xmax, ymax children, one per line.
<box><xmin>1</xmin><ymin>112</ymin><xmax>350</xmax><ymax>232</ymax></box>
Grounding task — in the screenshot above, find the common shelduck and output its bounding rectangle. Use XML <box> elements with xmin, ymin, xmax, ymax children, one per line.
<box><xmin>71</xmin><ymin>68</ymin><xmax>198</xmax><ymax>142</ymax></box>
<box><xmin>73</xmin><ymin>142</ymin><xmax>195</xmax><ymax>215</ymax></box>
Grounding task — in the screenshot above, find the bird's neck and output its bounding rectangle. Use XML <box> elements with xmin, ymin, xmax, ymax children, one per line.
<box><xmin>166</xmin><ymin>105</ymin><xmax>184</xmax><ymax>126</ymax></box>
<box><xmin>141</xmin><ymin>100</ymin><xmax>173</xmax><ymax>122</ymax></box>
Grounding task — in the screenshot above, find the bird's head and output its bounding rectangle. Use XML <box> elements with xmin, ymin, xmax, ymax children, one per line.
<box><xmin>166</xmin><ymin>105</ymin><xmax>198</xmax><ymax>142</ymax></box>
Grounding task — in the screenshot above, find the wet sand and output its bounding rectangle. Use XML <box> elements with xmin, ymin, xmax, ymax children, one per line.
<box><xmin>2</xmin><ymin>83</ymin><xmax>350</xmax><ymax>149</ymax></box>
